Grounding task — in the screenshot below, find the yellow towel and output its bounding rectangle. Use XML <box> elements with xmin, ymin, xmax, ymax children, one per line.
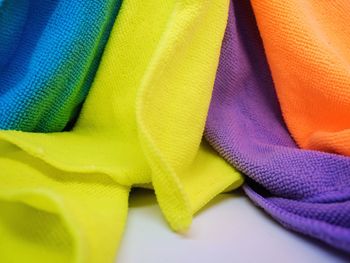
<box><xmin>0</xmin><ymin>143</ymin><xmax>129</xmax><ymax>263</ymax></box>
<box><xmin>0</xmin><ymin>0</ymin><xmax>242</xmax><ymax>262</ymax></box>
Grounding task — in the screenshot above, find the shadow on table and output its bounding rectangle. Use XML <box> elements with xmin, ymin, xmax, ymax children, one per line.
<box><xmin>128</xmin><ymin>187</ymin><xmax>350</xmax><ymax>261</ymax></box>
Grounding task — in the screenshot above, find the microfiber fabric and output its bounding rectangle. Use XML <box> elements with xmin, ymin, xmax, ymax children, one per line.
<box><xmin>0</xmin><ymin>0</ymin><xmax>242</xmax><ymax>262</ymax></box>
<box><xmin>0</xmin><ymin>0</ymin><xmax>121</xmax><ymax>132</ymax></box>
<box><xmin>205</xmin><ymin>0</ymin><xmax>350</xmax><ymax>253</ymax></box>
<box><xmin>250</xmin><ymin>0</ymin><xmax>350</xmax><ymax>156</ymax></box>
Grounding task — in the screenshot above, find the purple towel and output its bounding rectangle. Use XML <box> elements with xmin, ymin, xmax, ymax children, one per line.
<box><xmin>205</xmin><ymin>0</ymin><xmax>350</xmax><ymax>253</ymax></box>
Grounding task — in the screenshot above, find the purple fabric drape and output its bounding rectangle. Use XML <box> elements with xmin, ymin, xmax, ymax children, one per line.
<box><xmin>205</xmin><ymin>0</ymin><xmax>350</xmax><ymax>253</ymax></box>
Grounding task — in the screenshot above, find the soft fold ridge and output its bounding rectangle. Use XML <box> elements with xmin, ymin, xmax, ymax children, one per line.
<box><xmin>0</xmin><ymin>0</ymin><xmax>242</xmax><ymax>261</ymax></box>
<box><xmin>205</xmin><ymin>0</ymin><xmax>350</xmax><ymax>253</ymax></box>
<box><xmin>251</xmin><ymin>0</ymin><xmax>350</xmax><ymax>156</ymax></box>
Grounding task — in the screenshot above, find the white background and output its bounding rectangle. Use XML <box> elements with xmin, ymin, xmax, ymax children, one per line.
<box><xmin>117</xmin><ymin>189</ymin><xmax>350</xmax><ymax>263</ymax></box>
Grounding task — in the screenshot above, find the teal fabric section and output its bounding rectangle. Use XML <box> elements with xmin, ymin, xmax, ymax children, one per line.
<box><xmin>0</xmin><ymin>0</ymin><xmax>122</xmax><ymax>132</ymax></box>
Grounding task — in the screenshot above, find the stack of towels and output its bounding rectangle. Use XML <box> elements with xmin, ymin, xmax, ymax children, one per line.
<box><xmin>0</xmin><ymin>0</ymin><xmax>349</xmax><ymax>262</ymax></box>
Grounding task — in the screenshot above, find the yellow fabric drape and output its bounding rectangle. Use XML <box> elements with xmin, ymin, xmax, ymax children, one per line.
<box><xmin>0</xmin><ymin>1</ymin><xmax>242</xmax><ymax>262</ymax></box>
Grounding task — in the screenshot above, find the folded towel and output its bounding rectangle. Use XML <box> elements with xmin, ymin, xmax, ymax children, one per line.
<box><xmin>0</xmin><ymin>0</ymin><xmax>121</xmax><ymax>132</ymax></box>
<box><xmin>250</xmin><ymin>0</ymin><xmax>350</xmax><ymax>156</ymax></box>
<box><xmin>205</xmin><ymin>0</ymin><xmax>350</xmax><ymax>253</ymax></box>
<box><xmin>0</xmin><ymin>144</ymin><xmax>129</xmax><ymax>263</ymax></box>
<box><xmin>0</xmin><ymin>0</ymin><xmax>242</xmax><ymax>262</ymax></box>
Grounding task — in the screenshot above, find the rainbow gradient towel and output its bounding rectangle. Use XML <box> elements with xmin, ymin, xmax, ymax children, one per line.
<box><xmin>0</xmin><ymin>1</ymin><xmax>242</xmax><ymax>262</ymax></box>
<box><xmin>0</xmin><ymin>0</ymin><xmax>121</xmax><ymax>132</ymax></box>
<box><xmin>205</xmin><ymin>0</ymin><xmax>350</xmax><ymax>253</ymax></box>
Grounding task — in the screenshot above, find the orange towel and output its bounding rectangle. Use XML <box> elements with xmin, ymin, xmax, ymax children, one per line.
<box><xmin>251</xmin><ymin>0</ymin><xmax>350</xmax><ymax>156</ymax></box>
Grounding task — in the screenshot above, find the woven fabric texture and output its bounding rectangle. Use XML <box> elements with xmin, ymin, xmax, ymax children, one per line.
<box><xmin>251</xmin><ymin>0</ymin><xmax>350</xmax><ymax>156</ymax></box>
<box><xmin>0</xmin><ymin>0</ymin><xmax>121</xmax><ymax>132</ymax></box>
<box><xmin>0</xmin><ymin>1</ymin><xmax>242</xmax><ymax>262</ymax></box>
<box><xmin>205</xmin><ymin>0</ymin><xmax>350</xmax><ymax>253</ymax></box>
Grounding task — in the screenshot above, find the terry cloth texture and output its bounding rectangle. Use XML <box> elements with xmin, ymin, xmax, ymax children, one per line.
<box><xmin>251</xmin><ymin>0</ymin><xmax>350</xmax><ymax>156</ymax></box>
<box><xmin>0</xmin><ymin>0</ymin><xmax>242</xmax><ymax>262</ymax></box>
<box><xmin>0</xmin><ymin>0</ymin><xmax>121</xmax><ymax>132</ymax></box>
<box><xmin>205</xmin><ymin>0</ymin><xmax>350</xmax><ymax>253</ymax></box>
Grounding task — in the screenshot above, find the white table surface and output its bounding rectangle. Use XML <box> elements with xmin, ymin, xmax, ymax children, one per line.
<box><xmin>117</xmin><ymin>189</ymin><xmax>350</xmax><ymax>263</ymax></box>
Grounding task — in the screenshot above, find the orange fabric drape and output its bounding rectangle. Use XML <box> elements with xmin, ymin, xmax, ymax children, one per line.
<box><xmin>251</xmin><ymin>0</ymin><xmax>350</xmax><ymax>155</ymax></box>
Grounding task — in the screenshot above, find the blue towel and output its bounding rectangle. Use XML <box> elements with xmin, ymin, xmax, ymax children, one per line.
<box><xmin>0</xmin><ymin>0</ymin><xmax>121</xmax><ymax>131</ymax></box>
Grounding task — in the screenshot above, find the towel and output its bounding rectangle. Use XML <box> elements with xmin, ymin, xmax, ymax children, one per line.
<box><xmin>205</xmin><ymin>0</ymin><xmax>350</xmax><ymax>253</ymax></box>
<box><xmin>0</xmin><ymin>0</ymin><xmax>242</xmax><ymax>262</ymax></box>
<box><xmin>0</xmin><ymin>0</ymin><xmax>121</xmax><ymax>132</ymax></box>
<box><xmin>0</xmin><ymin>144</ymin><xmax>129</xmax><ymax>263</ymax></box>
<box><xmin>250</xmin><ymin>0</ymin><xmax>350</xmax><ymax>156</ymax></box>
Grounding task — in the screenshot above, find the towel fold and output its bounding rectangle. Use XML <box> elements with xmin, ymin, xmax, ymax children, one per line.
<box><xmin>205</xmin><ymin>0</ymin><xmax>350</xmax><ymax>253</ymax></box>
<box><xmin>0</xmin><ymin>0</ymin><xmax>121</xmax><ymax>132</ymax></box>
<box><xmin>0</xmin><ymin>143</ymin><xmax>129</xmax><ymax>263</ymax></box>
<box><xmin>0</xmin><ymin>0</ymin><xmax>242</xmax><ymax>261</ymax></box>
<box><xmin>251</xmin><ymin>0</ymin><xmax>350</xmax><ymax>156</ymax></box>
